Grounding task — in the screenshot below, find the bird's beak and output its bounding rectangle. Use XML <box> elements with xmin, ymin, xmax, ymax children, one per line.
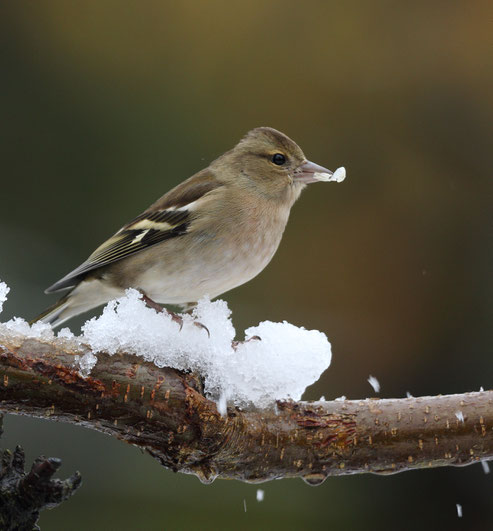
<box><xmin>293</xmin><ymin>160</ymin><xmax>346</xmax><ymax>184</ymax></box>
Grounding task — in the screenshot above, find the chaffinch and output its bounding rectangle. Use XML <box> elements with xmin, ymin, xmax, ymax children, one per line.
<box><xmin>34</xmin><ymin>127</ymin><xmax>345</xmax><ymax>327</ymax></box>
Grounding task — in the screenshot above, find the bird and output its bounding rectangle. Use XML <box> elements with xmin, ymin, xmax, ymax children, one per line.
<box><xmin>33</xmin><ymin>127</ymin><xmax>345</xmax><ymax>328</ymax></box>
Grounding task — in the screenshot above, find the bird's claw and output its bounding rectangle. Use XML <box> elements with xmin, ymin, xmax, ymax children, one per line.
<box><xmin>193</xmin><ymin>320</ymin><xmax>210</xmax><ymax>338</ymax></box>
<box><xmin>171</xmin><ymin>312</ymin><xmax>209</xmax><ymax>337</ymax></box>
<box><xmin>139</xmin><ymin>292</ymin><xmax>209</xmax><ymax>336</ymax></box>
<box><xmin>169</xmin><ymin>312</ymin><xmax>184</xmax><ymax>331</ymax></box>
<box><xmin>232</xmin><ymin>335</ymin><xmax>261</xmax><ymax>351</ymax></box>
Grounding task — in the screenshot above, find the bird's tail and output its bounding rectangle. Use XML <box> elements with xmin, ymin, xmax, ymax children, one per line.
<box><xmin>31</xmin><ymin>279</ymin><xmax>123</xmax><ymax>328</ymax></box>
<box><xmin>31</xmin><ymin>293</ymin><xmax>75</xmax><ymax>328</ymax></box>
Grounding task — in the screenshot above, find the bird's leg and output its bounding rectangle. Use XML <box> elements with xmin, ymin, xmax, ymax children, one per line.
<box><xmin>139</xmin><ymin>293</ymin><xmax>184</xmax><ymax>329</ymax></box>
<box><xmin>232</xmin><ymin>335</ymin><xmax>261</xmax><ymax>351</ymax></box>
<box><xmin>180</xmin><ymin>302</ymin><xmax>210</xmax><ymax>338</ymax></box>
<box><xmin>139</xmin><ymin>293</ymin><xmax>209</xmax><ymax>337</ymax></box>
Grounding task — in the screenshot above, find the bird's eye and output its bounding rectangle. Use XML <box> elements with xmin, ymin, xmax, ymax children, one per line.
<box><xmin>271</xmin><ymin>153</ymin><xmax>286</xmax><ymax>166</ymax></box>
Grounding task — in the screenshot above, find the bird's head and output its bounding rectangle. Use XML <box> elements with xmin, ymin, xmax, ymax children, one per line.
<box><xmin>214</xmin><ymin>127</ymin><xmax>344</xmax><ymax>202</ymax></box>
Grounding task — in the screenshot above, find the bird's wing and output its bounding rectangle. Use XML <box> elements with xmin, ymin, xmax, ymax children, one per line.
<box><xmin>46</xmin><ymin>171</ymin><xmax>223</xmax><ymax>293</ymax></box>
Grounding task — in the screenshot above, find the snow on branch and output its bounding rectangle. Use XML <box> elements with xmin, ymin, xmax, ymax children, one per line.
<box><xmin>1</xmin><ymin>281</ymin><xmax>492</xmax><ymax>485</ymax></box>
<box><xmin>0</xmin><ymin>328</ymin><xmax>492</xmax><ymax>485</ymax></box>
<box><xmin>1</xmin><ymin>286</ymin><xmax>332</xmax><ymax>409</ymax></box>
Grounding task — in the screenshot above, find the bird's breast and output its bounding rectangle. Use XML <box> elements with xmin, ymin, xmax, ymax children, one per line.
<box><xmin>131</xmin><ymin>202</ymin><xmax>291</xmax><ymax>304</ymax></box>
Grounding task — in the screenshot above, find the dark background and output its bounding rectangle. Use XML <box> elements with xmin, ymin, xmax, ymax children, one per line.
<box><xmin>1</xmin><ymin>2</ymin><xmax>492</xmax><ymax>529</ymax></box>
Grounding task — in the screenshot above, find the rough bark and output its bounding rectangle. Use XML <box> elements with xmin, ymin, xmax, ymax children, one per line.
<box><xmin>0</xmin><ymin>436</ymin><xmax>81</xmax><ymax>531</ymax></box>
<box><xmin>0</xmin><ymin>330</ymin><xmax>492</xmax><ymax>487</ymax></box>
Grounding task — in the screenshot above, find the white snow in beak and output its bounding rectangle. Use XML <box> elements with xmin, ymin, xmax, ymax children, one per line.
<box><xmin>313</xmin><ymin>166</ymin><xmax>346</xmax><ymax>183</ymax></box>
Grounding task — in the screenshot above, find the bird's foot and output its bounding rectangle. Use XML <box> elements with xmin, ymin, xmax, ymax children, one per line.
<box><xmin>232</xmin><ymin>335</ymin><xmax>261</xmax><ymax>351</ymax></box>
<box><xmin>140</xmin><ymin>293</ymin><xmax>209</xmax><ymax>336</ymax></box>
<box><xmin>140</xmin><ymin>294</ymin><xmax>182</xmax><ymax>327</ymax></box>
<box><xmin>189</xmin><ymin>319</ymin><xmax>210</xmax><ymax>337</ymax></box>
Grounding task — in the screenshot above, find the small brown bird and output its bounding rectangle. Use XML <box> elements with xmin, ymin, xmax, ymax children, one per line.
<box><xmin>34</xmin><ymin>127</ymin><xmax>345</xmax><ymax>327</ymax></box>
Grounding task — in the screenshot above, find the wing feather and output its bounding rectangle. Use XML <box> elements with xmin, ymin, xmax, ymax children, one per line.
<box><xmin>46</xmin><ymin>170</ymin><xmax>223</xmax><ymax>293</ymax></box>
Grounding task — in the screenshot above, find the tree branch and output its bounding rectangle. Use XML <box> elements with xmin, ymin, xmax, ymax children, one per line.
<box><xmin>0</xmin><ymin>441</ymin><xmax>81</xmax><ymax>530</ymax></box>
<box><xmin>0</xmin><ymin>330</ymin><xmax>491</xmax><ymax>485</ymax></box>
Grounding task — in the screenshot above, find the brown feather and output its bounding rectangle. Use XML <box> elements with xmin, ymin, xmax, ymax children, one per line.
<box><xmin>145</xmin><ymin>169</ymin><xmax>223</xmax><ymax>211</ymax></box>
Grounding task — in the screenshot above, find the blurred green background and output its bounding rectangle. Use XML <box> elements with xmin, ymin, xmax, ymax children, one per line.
<box><xmin>1</xmin><ymin>1</ymin><xmax>492</xmax><ymax>529</ymax></box>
